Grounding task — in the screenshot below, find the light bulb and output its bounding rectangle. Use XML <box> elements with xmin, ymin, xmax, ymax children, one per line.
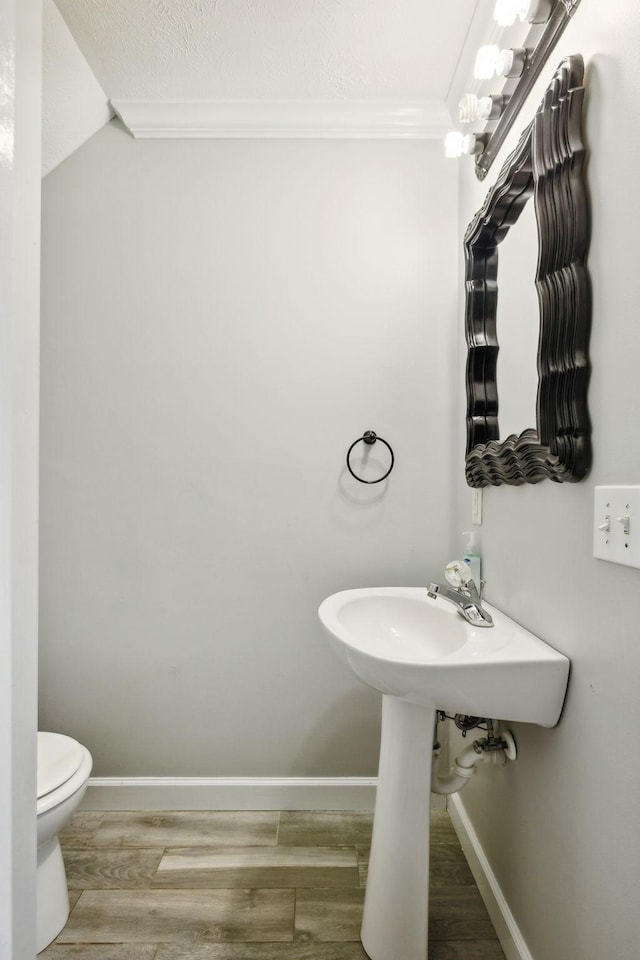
<box><xmin>474</xmin><ymin>44</ymin><xmax>500</xmax><ymax>80</ymax></box>
<box><xmin>495</xmin><ymin>0</ymin><xmax>551</xmax><ymax>26</ymax></box>
<box><xmin>458</xmin><ymin>94</ymin><xmax>480</xmax><ymax>124</ymax></box>
<box><xmin>463</xmin><ymin>134</ymin><xmax>484</xmax><ymax>156</ymax></box>
<box><xmin>444</xmin><ymin>131</ymin><xmax>465</xmax><ymax>158</ymax></box>
<box><xmin>444</xmin><ymin>132</ymin><xmax>483</xmax><ymax>158</ymax></box>
<box><xmin>519</xmin><ymin>0</ymin><xmax>552</xmax><ymax>23</ymax></box>
<box><xmin>458</xmin><ymin>94</ymin><xmax>502</xmax><ymax>124</ymax></box>
<box><xmin>496</xmin><ymin>47</ymin><xmax>526</xmax><ymax>78</ymax></box>
<box><xmin>493</xmin><ymin>0</ymin><xmax>519</xmax><ymax>27</ymax></box>
<box><xmin>517</xmin><ymin>0</ymin><xmax>533</xmax><ymax>19</ymax></box>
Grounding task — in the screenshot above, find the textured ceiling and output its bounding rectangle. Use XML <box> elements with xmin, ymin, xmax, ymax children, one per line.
<box><xmin>54</xmin><ymin>0</ymin><xmax>478</xmax><ymax>101</ymax></box>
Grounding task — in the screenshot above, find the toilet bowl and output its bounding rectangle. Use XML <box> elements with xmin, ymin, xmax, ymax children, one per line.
<box><xmin>37</xmin><ymin>731</ymin><xmax>93</xmax><ymax>953</ymax></box>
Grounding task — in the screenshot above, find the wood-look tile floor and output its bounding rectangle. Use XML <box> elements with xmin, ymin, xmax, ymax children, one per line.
<box><xmin>40</xmin><ymin>810</ymin><xmax>506</xmax><ymax>960</ymax></box>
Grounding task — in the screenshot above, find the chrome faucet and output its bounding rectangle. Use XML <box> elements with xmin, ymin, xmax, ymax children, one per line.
<box><xmin>427</xmin><ymin>561</ymin><xmax>493</xmax><ymax>628</ymax></box>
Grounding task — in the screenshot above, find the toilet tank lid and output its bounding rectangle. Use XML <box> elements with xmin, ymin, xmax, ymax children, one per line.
<box><xmin>37</xmin><ymin>731</ymin><xmax>84</xmax><ymax>799</ymax></box>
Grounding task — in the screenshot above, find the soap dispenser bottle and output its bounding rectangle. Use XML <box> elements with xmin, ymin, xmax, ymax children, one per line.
<box><xmin>462</xmin><ymin>531</ymin><xmax>481</xmax><ymax>592</ymax></box>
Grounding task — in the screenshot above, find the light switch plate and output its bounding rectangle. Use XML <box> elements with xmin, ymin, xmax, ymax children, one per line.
<box><xmin>593</xmin><ymin>485</ymin><xmax>640</xmax><ymax>568</ymax></box>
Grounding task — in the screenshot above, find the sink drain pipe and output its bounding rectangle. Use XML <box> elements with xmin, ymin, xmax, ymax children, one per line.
<box><xmin>431</xmin><ymin>721</ymin><xmax>517</xmax><ymax>796</ymax></box>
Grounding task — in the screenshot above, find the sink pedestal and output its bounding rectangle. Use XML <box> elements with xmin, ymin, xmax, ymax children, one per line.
<box><xmin>362</xmin><ymin>695</ymin><xmax>435</xmax><ymax>960</ymax></box>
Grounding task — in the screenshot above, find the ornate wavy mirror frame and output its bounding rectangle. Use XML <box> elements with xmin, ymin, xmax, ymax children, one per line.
<box><xmin>464</xmin><ymin>55</ymin><xmax>591</xmax><ymax>487</ymax></box>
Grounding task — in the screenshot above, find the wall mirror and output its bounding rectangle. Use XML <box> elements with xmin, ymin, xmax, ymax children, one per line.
<box><xmin>464</xmin><ymin>55</ymin><xmax>591</xmax><ymax>487</ymax></box>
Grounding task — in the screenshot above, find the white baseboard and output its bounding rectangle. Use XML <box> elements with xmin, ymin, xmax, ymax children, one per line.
<box><xmin>448</xmin><ymin>793</ymin><xmax>534</xmax><ymax>960</ymax></box>
<box><xmin>81</xmin><ymin>777</ymin><xmax>378</xmax><ymax>811</ymax></box>
<box><xmin>81</xmin><ymin>776</ymin><xmax>448</xmax><ymax>812</ymax></box>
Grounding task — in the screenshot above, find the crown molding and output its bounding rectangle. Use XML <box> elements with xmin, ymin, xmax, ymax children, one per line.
<box><xmin>110</xmin><ymin>98</ymin><xmax>451</xmax><ymax>140</ymax></box>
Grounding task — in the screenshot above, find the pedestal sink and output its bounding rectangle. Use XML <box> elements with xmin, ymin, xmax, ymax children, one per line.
<box><xmin>318</xmin><ymin>587</ymin><xmax>570</xmax><ymax>960</ymax></box>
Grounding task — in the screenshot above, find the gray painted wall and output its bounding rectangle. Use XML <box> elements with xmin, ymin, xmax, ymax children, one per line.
<box><xmin>454</xmin><ymin>3</ymin><xmax>640</xmax><ymax>959</ymax></box>
<box><xmin>39</xmin><ymin>125</ymin><xmax>458</xmax><ymax>777</ymax></box>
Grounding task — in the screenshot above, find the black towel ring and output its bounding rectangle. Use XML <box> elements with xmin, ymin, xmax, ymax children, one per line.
<box><xmin>346</xmin><ymin>431</ymin><xmax>395</xmax><ymax>484</ymax></box>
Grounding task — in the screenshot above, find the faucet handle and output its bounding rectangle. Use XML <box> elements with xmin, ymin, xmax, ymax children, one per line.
<box><xmin>444</xmin><ymin>560</ymin><xmax>473</xmax><ymax>589</ymax></box>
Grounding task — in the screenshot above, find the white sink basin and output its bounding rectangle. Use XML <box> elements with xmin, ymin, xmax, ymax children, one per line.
<box><xmin>319</xmin><ymin>586</ymin><xmax>570</xmax><ymax>728</ymax></box>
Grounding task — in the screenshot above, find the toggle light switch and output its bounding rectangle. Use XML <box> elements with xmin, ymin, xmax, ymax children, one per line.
<box><xmin>617</xmin><ymin>515</ymin><xmax>631</xmax><ymax>536</ymax></box>
<box><xmin>593</xmin><ymin>486</ymin><xmax>640</xmax><ymax>568</ymax></box>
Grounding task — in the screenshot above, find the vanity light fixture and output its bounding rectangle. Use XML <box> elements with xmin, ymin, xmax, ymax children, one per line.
<box><xmin>455</xmin><ymin>0</ymin><xmax>584</xmax><ymax>179</ymax></box>
<box><xmin>458</xmin><ymin>93</ymin><xmax>505</xmax><ymax>124</ymax></box>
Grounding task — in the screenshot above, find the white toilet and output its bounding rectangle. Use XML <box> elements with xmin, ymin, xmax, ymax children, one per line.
<box><xmin>37</xmin><ymin>731</ymin><xmax>93</xmax><ymax>953</ymax></box>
